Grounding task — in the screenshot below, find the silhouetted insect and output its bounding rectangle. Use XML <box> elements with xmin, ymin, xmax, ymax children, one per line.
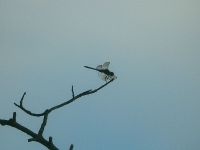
<box><xmin>84</xmin><ymin>62</ymin><xmax>117</xmax><ymax>82</ymax></box>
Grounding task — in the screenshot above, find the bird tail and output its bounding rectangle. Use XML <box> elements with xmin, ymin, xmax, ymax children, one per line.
<box><xmin>84</xmin><ymin>66</ymin><xmax>99</xmax><ymax>71</ymax></box>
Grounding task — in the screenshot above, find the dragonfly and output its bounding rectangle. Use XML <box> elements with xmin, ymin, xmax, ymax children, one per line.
<box><xmin>84</xmin><ymin>62</ymin><xmax>117</xmax><ymax>82</ymax></box>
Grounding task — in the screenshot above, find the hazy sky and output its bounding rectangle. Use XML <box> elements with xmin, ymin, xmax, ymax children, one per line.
<box><xmin>0</xmin><ymin>0</ymin><xmax>200</xmax><ymax>150</ymax></box>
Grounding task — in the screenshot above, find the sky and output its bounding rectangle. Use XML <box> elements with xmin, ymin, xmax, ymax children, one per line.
<box><xmin>0</xmin><ymin>0</ymin><xmax>200</xmax><ymax>150</ymax></box>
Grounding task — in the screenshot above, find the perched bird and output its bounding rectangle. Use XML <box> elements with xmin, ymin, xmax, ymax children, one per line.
<box><xmin>84</xmin><ymin>62</ymin><xmax>117</xmax><ymax>81</ymax></box>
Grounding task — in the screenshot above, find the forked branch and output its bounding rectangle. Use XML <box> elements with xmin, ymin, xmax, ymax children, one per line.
<box><xmin>0</xmin><ymin>79</ymin><xmax>114</xmax><ymax>150</ymax></box>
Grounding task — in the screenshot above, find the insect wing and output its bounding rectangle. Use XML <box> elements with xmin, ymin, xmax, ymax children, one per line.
<box><xmin>98</xmin><ymin>72</ymin><xmax>108</xmax><ymax>81</ymax></box>
<box><xmin>96</xmin><ymin>65</ymin><xmax>103</xmax><ymax>70</ymax></box>
<box><xmin>102</xmin><ymin>62</ymin><xmax>110</xmax><ymax>69</ymax></box>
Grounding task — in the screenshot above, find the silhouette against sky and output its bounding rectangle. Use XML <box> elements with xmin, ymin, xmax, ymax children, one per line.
<box><xmin>0</xmin><ymin>0</ymin><xmax>200</xmax><ymax>150</ymax></box>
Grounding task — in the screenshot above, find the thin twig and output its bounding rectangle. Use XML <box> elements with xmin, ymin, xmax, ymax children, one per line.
<box><xmin>20</xmin><ymin>92</ymin><xmax>26</xmax><ymax>106</ymax></box>
<box><xmin>69</xmin><ymin>144</ymin><xmax>74</xmax><ymax>150</ymax></box>
<box><xmin>14</xmin><ymin>92</ymin><xmax>46</xmax><ymax>116</ymax></box>
<box><xmin>12</xmin><ymin>112</ymin><xmax>16</xmax><ymax>122</ymax></box>
<box><xmin>71</xmin><ymin>85</ymin><xmax>75</xmax><ymax>98</ymax></box>
<box><xmin>38</xmin><ymin>110</ymin><xmax>49</xmax><ymax>135</ymax></box>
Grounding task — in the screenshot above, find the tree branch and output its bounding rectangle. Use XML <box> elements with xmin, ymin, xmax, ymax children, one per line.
<box><xmin>14</xmin><ymin>92</ymin><xmax>46</xmax><ymax>116</ymax></box>
<box><xmin>38</xmin><ymin>110</ymin><xmax>49</xmax><ymax>135</ymax></box>
<box><xmin>1</xmin><ymin>78</ymin><xmax>115</xmax><ymax>150</ymax></box>
<box><xmin>69</xmin><ymin>144</ymin><xmax>74</xmax><ymax>150</ymax></box>
<box><xmin>0</xmin><ymin>112</ymin><xmax>59</xmax><ymax>150</ymax></box>
<box><xmin>71</xmin><ymin>85</ymin><xmax>75</xmax><ymax>98</ymax></box>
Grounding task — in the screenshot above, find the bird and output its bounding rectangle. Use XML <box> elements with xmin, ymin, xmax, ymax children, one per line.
<box><xmin>84</xmin><ymin>62</ymin><xmax>117</xmax><ymax>81</ymax></box>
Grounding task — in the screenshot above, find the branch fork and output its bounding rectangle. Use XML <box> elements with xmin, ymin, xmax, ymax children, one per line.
<box><xmin>0</xmin><ymin>79</ymin><xmax>115</xmax><ymax>150</ymax></box>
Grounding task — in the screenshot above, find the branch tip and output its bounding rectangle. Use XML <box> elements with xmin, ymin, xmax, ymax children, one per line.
<box><xmin>20</xmin><ymin>92</ymin><xmax>26</xmax><ymax>105</ymax></box>
<box><xmin>14</xmin><ymin>102</ymin><xmax>19</xmax><ymax>107</ymax></box>
<box><xmin>13</xmin><ymin>112</ymin><xmax>16</xmax><ymax>122</ymax></box>
<box><xmin>69</xmin><ymin>144</ymin><xmax>74</xmax><ymax>150</ymax></box>
<box><xmin>49</xmin><ymin>136</ymin><xmax>53</xmax><ymax>143</ymax></box>
<box><xmin>28</xmin><ymin>138</ymin><xmax>33</xmax><ymax>142</ymax></box>
<box><xmin>71</xmin><ymin>85</ymin><xmax>75</xmax><ymax>98</ymax></box>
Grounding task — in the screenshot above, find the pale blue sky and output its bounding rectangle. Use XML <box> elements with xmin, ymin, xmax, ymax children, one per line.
<box><xmin>0</xmin><ymin>0</ymin><xmax>200</xmax><ymax>150</ymax></box>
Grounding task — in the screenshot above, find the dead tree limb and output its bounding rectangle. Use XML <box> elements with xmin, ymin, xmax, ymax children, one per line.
<box><xmin>0</xmin><ymin>79</ymin><xmax>114</xmax><ymax>150</ymax></box>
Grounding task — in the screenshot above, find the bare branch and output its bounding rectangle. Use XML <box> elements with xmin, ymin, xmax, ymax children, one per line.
<box><xmin>49</xmin><ymin>136</ymin><xmax>53</xmax><ymax>144</ymax></box>
<box><xmin>28</xmin><ymin>138</ymin><xmax>36</xmax><ymax>142</ymax></box>
<box><xmin>14</xmin><ymin>92</ymin><xmax>46</xmax><ymax>117</ymax></box>
<box><xmin>0</xmin><ymin>113</ymin><xmax>59</xmax><ymax>150</ymax></box>
<box><xmin>20</xmin><ymin>92</ymin><xmax>26</xmax><ymax>106</ymax></box>
<box><xmin>89</xmin><ymin>78</ymin><xmax>114</xmax><ymax>94</ymax></box>
<box><xmin>69</xmin><ymin>144</ymin><xmax>74</xmax><ymax>150</ymax></box>
<box><xmin>1</xmin><ymin>77</ymin><xmax>115</xmax><ymax>150</ymax></box>
<box><xmin>14</xmin><ymin>79</ymin><xmax>114</xmax><ymax>117</ymax></box>
<box><xmin>71</xmin><ymin>85</ymin><xmax>75</xmax><ymax>98</ymax></box>
<box><xmin>12</xmin><ymin>112</ymin><xmax>16</xmax><ymax>122</ymax></box>
<box><xmin>48</xmin><ymin>79</ymin><xmax>114</xmax><ymax>113</ymax></box>
<box><xmin>38</xmin><ymin>110</ymin><xmax>49</xmax><ymax>135</ymax></box>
